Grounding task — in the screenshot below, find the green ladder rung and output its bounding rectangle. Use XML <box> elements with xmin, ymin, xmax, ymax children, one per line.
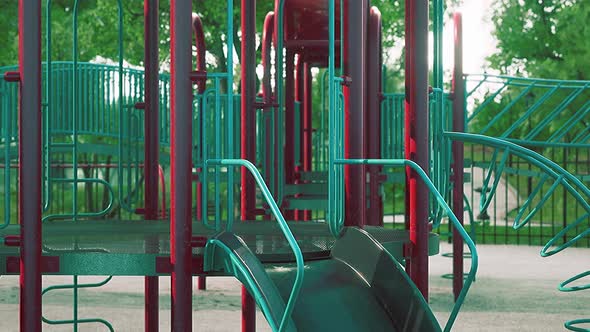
<box><xmin>284</xmin><ymin>183</ymin><xmax>328</xmax><ymax>196</ymax></box>
<box><xmin>284</xmin><ymin>196</ymin><xmax>328</xmax><ymax>210</ymax></box>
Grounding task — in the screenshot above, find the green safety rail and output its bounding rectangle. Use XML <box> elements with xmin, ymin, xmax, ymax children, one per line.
<box><xmin>380</xmin><ymin>91</ymin><xmax>454</xmax><ymax>223</ymax></box>
<box><xmin>445</xmin><ymin>131</ymin><xmax>590</xmax><ymax>331</ymax></box>
<box><xmin>466</xmin><ymin>74</ymin><xmax>590</xmax><ymax>144</ymax></box>
<box><xmin>324</xmin><ymin>2</ymin><xmax>475</xmax><ymax>331</ymax></box>
<box><xmin>204</xmin><ymin>159</ymin><xmax>304</xmax><ymax>332</ymax></box>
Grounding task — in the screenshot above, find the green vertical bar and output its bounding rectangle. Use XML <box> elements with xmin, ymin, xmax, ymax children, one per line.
<box><xmin>226</xmin><ymin>0</ymin><xmax>234</xmax><ymax>228</ymax></box>
<box><xmin>328</xmin><ymin>0</ymin><xmax>337</xmax><ymax>236</ymax></box>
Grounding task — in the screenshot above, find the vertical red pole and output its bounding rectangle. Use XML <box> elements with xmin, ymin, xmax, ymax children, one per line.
<box><xmin>405</xmin><ymin>0</ymin><xmax>430</xmax><ymax>300</ymax></box>
<box><xmin>240</xmin><ymin>0</ymin><xmax>256</xmax><ymax>222</ymax></box>
<box><xmin>240</xmin><ymin>1</ymin><xmax>257</xmax><ymax>331</ymax></box>
<box><xmin>452</xmin><ymin>12</ymin><xmax>465</xmax><ymax>301</ymax></box>
<box><xmin>343</xmin><ymin>0</ymin><xmax>368</xmax><ymax>228</ymax></box>
<box><xmin>193</xmin><ymin>13</ymin><xmax>208</xmax><ymax>293</ymax></box>
<box><xmin>144</xmin><ymin>1</ymin><xmax>160</xmax><ymax>330</ymax></box>
<box><xmin>366</xmin><ymin>7</ymin><xmax>383</xmax><ymax>226</ymax></box>
<box><xmin>262</xmin><ymin>13</ymin><xmax>274</xmax><ymax>188</ymax></box>
<box><xmin>170</xmin><ymin>0</ymin><xmax>193</xmax><ymax>330</ymax></box>
<box><xmin>302</xmin><ymin>62</ymin><xmax>312</xmax><ymax>221</ymax></box>
<box><xmin>18</xmin><ymin>0</ymin><xmax>42</xmax><ymax>331</ymax></box>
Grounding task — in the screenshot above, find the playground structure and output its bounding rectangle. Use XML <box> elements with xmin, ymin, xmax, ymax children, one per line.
<box><xmin>0</xmin><ymin>0</ymin><xmax>588</xmax><ymax>331</ymax></box>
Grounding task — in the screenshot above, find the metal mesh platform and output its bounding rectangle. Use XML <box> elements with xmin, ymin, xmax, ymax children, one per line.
<box><xmin>0</xmin><ymin>220</ymin><xmax>430</xmax><ymax>274</ymax></box>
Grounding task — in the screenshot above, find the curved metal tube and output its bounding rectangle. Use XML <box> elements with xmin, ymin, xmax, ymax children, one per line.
<box><xmin>206</xmin><ymin>158</ymin><xmax>303</xmax><ymax>332</ymax></box>
<box><xmin>333</xmin><ymin>158</ymin><xmax>478</xmax><ymax>332</ymax></box>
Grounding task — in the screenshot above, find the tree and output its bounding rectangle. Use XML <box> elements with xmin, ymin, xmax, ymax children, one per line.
<box><xmin>489</xmin><ymin>0</ymin><xmax>590</xmax><ymax>80</ymax></box>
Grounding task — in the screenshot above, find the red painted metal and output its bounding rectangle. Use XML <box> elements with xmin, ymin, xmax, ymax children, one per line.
<box><xmin>3</xmin><ymin>71</ymin><xmax>21</xmax><ymax>82</ymax></box>
<box><xmin>144</xmin><ymin>1</ymin><xmax>160</xmax><ymax>330</ymax></box>
<box><xmin>262</xmin><ymin>12</ymin><xmax>274</xmax><ymax>193</ymax></box>
<box><xmin>170</xmin><ymin>0</ymin><xmax>193</xmax><ymax>329</ymax></box>
<box><xmin>242</xmin><ymin>288</ymin><xmax>256</xmax><ymax>332</ymax></box>
<box><xmin>241</xmin><ymin>0</ymin><xmax>257</xmax><ymax>222</ymax></box>
<box><xmin>192</xmin><ymin>12</ymin><xmax>208</xmax><ymax>293</ymax></box>
<box><xmin>343</xmin><ymin>0</ymin><xmax>368</xmax><ymax>228</ymax></box>
<box><xmin>366</xmin><ymin>6</ymin><xmax>384</xmax><ymax>226</ymax></box>
<box><xmin>17</xmin><ymin>0</ymin><xmax>42</xmax><ymax>330</ymax></box>
<box><xmin>405</xmin><ymin>0</ymin><xmax>430</xmax><ymax>300</ymax></box>
<box><xmin>192</xmin><ymin>14</ymin><xmax>207</xmax><ymax>94</ymax></box>
<box><xmin>452</xmin><ymin>12</ymin><xmax>465</xmax><ymax>301</ymax></box>
<box><xmin>197</xmin><ymin>276</ymin><xmax>207</xmax><ymax>290</ymax></box>
<box><xmin>7</xmin><ymin>256</ymin><xmax>59</xmax><ymax>274</ymax></box>
<box><xmin>241</xmin><ymin>1</ymin><xmax>258</xmax><ymax>330</ymax></box>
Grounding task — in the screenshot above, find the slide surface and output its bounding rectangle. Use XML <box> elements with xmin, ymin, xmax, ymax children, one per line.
<box><xmin>205</xmin><ymin>227</ymin><xmax>441</xmax><ymax>332</ymax></box>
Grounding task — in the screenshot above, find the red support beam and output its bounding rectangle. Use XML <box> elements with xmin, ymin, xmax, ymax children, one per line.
<box><xmin>452</xmin><ymin>12</ymin><xmax>465</xmax><ymax>301</ymax></box>
<box><xmin>170</xmin><ymin>0</ymin><xmax>193</xmax><ymax>329</ymax></box>
<box><xmin>343</xmin><ymin>0</ymin><xmax>368</xmax><ymax>228</ymax></box>
<box><xmin>18</xmin><ymin>0</ymin><xmax>42</xmax><ymax>331</ymax></box>
<box><xmin>366</xmin><ymin>7</ymin><xmax>384</xmax><ymax>226</ymax></box>
<box><xmin>241</xmin><ymin>0</ymin><xmax>257</xmax><ymax>222</ymax></box>
<box><xmin>144</xmin><ymin>1</ymin><xmax>160</xmax><ymax>330</ymax></box>
<box><xmin>240</xmin><ymin>1</ymin><xmax>257</xmax><ymax>331</ymax></box>
<box><xmin>405</xmin><ymin>0</ymin><xmax>430</xmax><ymax>300</ymax></box>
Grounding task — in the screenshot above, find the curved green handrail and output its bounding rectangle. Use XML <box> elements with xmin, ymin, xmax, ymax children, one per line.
<box><xmin>41</xmin><ymin>178</ymin><xmax>115</xmax><ymax>222</ymax></box>
<box><xmin>206</xmin><ymin>159</ymin><xmax>304</xmax><ymax>332</ymax></box>
<box><xmin>479</xmin><ymin>146</ymin><xmax>510</xmax><ymax>212</ymax></box>
<box><xmin>559</xmin><ymin>270</ymin><xmax>590</xmax><ymax>292</ymax></box>
<box><xmin>444</xmin><ymin>132</ymin><xmax>590</xmax><ymax>256</ymax></box>
<box><xmin>564</xmin><ymin>319</ymin><xmax>590</xmax><ymax>332</ymax></box>
<box><xmin>332</xmin><ymin>158</ymin><xmax>477</xmax><ymax>332</ymax></box>
<box><xmin>41</xmin><ymin>276</ymin><xmax>114</xmax><ymax>331</ymax></box>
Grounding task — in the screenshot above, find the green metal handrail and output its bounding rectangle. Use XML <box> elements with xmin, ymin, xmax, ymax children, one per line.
<box><xmin>41</xmin><ymin>276</ymin><xmax>114</xmax><ymax>331</ymax></box>
<box><xmin>206</xmin><ymin>158</ymin><xmax>304</xmax><ymax>332</ymax></box>
<box><xmin>332</xmin><ymin>158</ymin><xmax>478</xmax><ymax>332</ymax></box>
<box><xmin>466</xmin><ymin>73</ymin><xmax>590</xmax><ymax>144</ymax></box>
<box><xmin>445</xmin><ymin>131</ymin><xmax>590</xmax><ymax>256</ymax></box>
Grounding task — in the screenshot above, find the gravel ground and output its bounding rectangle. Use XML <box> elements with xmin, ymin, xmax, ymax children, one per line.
<box><xmin>0</xmin><ymin>242</ymin><xmax>587</xmax><ymax>331</ymax></box>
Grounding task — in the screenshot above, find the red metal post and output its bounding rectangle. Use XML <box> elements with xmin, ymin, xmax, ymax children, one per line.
<box><xmin>144</xmin><ymin>1</ymin><xmax>160</xmax><ymax>330</ymax></box>
<box><xmin>452</xmin><ymin>12</ymin><xmax>465</xmax><ymax>301</ymax></box>
<box><xmin>343</xmin><ymin>0</ymin><xmax>368</xmax><ymax>228</ymax></box>
<box><xmin>241</xmin><ymin>0</ymin><xmax>257</xmax><ymax>223</ymax></box>
<box><xmin>405</xmin><ymin>0</ymin><xmax>430</xmax><ymax>300</ymax></box>
<box><xmin>193</xmin><ymin>13</ymin><xmax>208</xmax><ymax>293</ymax></box>
<box><xmin>366</xmin><ymin>7</ymin><xmax>383</xmax><ymax>226</ymax></box>
<box><xmin>262</xmin><ymin>13</ymin><xmax>274</xmax><ymax>189</ymax></box>
<box><xmin>170</xmin><ymin>0</ymin><xmax>193</xmax><ymax>330</ymax></box>
<box><xmin>240</xmin><ymin>0</ymin><xmax>257</xmax><ymax>331</ymax></box>
<box><xmin>18</xmin><ymin>0</ymin><xmax>42</xmax><ymax>331</ymax></box>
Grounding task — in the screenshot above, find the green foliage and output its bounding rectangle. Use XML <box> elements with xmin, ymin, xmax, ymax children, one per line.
<box><xmin>0</xmin><ymin>2</ymin><xmax>18</xmax><ymax>67</ymax></box>
<box><xmin>489</xmin><ymin>0</ymin><xmax>590</xmax><ymax>80</ymax></box>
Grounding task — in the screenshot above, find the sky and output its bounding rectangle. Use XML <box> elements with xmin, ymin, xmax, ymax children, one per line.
<box><xmin>445</xmin><ymin>0</ymin><xmax>496</xmax><ymax>73</ymax></box>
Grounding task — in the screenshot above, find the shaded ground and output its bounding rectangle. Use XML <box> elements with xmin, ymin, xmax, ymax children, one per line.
<box><xmin>0</xmin><ymin>242</ymin><xmax>588</xmax><ymax>331</ymax></box>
